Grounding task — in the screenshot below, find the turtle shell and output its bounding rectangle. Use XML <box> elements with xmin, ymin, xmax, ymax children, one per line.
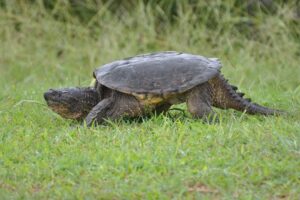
<box><xmin>94</xmin><ymin>51</ymin><xmax>222</xmax><ymax>96</ymax></box>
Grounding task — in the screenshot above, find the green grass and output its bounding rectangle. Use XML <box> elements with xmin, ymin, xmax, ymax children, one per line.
<box><xmin>0</xmin><ymin>1</ymin><xmax>300</xmax><ymax>199</ymax></box>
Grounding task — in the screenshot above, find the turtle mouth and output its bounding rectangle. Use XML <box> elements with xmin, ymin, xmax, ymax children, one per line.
<box><xmin>45</xmin><ymin>100</ymin><xmax>83</xmax><ymax>119</ymax></box>
<box><xmin>45</xmin><ymin>99</ymin><xmax>67</xmax><ymax>108</ymax></box>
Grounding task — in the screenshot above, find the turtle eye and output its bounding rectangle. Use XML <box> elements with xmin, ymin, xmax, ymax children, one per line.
<box><xmin>56</xmin><ymin>91</ymin><xmax>62</xmax><ymax>97</ymax></box>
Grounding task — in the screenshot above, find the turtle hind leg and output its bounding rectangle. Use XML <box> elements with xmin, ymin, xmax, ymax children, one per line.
<box><xmin>85</xmin><ymin>91</ymin><xmax>143</xmax><ymax>126</ymax></box>
<box><xmin>186</xmin><ymin>83</ymin><xmax>215</xmax><ymax>121</ymax></box>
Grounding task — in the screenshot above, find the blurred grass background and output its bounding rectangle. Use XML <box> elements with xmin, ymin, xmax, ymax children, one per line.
<box><xmin>0</xmin><ymin>0</ymin><xmax>300</xmax><ymax>199</ymax></box>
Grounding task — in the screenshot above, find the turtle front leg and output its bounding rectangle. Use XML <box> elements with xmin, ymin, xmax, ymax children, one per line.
<box><xmin>85</xmin><ymin>92</ymin><xmax>144</xmax><ymax>126</ymax></box>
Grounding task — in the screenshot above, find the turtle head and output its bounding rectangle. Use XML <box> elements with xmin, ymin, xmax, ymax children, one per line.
<box><xmin>44</xmin><ymin>87</ymin><xmax>99</xmax><ymax>120</ymax></box>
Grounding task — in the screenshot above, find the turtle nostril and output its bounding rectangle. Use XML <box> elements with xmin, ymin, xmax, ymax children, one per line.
<box><xmin>44</xmin><ymin>91</ymin><xmax>50</xmax><ymax>101</ymax></box>
<box><xmin>44</xmin><ymin>89</ymin><xmax>58</xmax><ymax>101</ymax></box>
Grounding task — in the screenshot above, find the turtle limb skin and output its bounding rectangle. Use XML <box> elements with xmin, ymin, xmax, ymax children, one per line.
<box><xmin>186</xmin><ymin>83</ymin><xmax>215</xmax><ymax>120</ymax></box>
<box><xmin>85</xmin><ymin>92</ymin><xmax>143</xmax><ymax>126</ymax></box>
<box><xmin>85</xmin><ymin>98</ymin><xmax>113</xmax><ymax>126</ymax></box>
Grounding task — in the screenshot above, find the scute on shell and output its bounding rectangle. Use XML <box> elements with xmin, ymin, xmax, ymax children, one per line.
<box><xmin>94</xmin><ymin>51</ymin><xmax>222</xmax><ymax>96</ymax></box>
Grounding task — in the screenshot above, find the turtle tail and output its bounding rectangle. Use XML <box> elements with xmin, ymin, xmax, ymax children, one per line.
<box><xmin>208</xmin><ymin>74</ymin><xmax>284</xmax><ymax>115</ymax></box>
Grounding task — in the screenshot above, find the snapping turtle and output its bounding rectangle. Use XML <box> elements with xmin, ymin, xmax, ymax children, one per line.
<box><xmin>44</xmin><ymin>51</ymin><xmax>282</xmax><ymax>126</ymax></box>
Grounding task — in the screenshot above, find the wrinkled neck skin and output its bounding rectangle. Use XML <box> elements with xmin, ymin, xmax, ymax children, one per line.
<box><xmin>44</xmin><ymin>87</ymin><xmax>99</xmax><ymax>120</ymax></box>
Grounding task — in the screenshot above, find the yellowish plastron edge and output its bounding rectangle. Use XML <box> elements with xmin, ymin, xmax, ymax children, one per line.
<box><xmin>90</xmin><ymin>78</ymin><xmax>96</xmax><ymax>87</ymax></box>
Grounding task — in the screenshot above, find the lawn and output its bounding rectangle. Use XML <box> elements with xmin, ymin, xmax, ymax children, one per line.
<box><xmin>0</xmin><ymin>1</ymin><xmax>299</xmax><ymax>199</ymax></box>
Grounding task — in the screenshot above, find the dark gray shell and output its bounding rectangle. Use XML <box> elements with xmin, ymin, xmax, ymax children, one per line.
<box><xmin>94</xmin><ymin>51</ymin><xmax>222</xmax><ymax>95</ymax></box>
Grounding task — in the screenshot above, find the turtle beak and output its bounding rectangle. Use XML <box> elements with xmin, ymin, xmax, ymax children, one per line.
<box><xmin>44</xmin><ymin>89</ymin><xmax>60</xmax><ymax>102</ymax></box>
